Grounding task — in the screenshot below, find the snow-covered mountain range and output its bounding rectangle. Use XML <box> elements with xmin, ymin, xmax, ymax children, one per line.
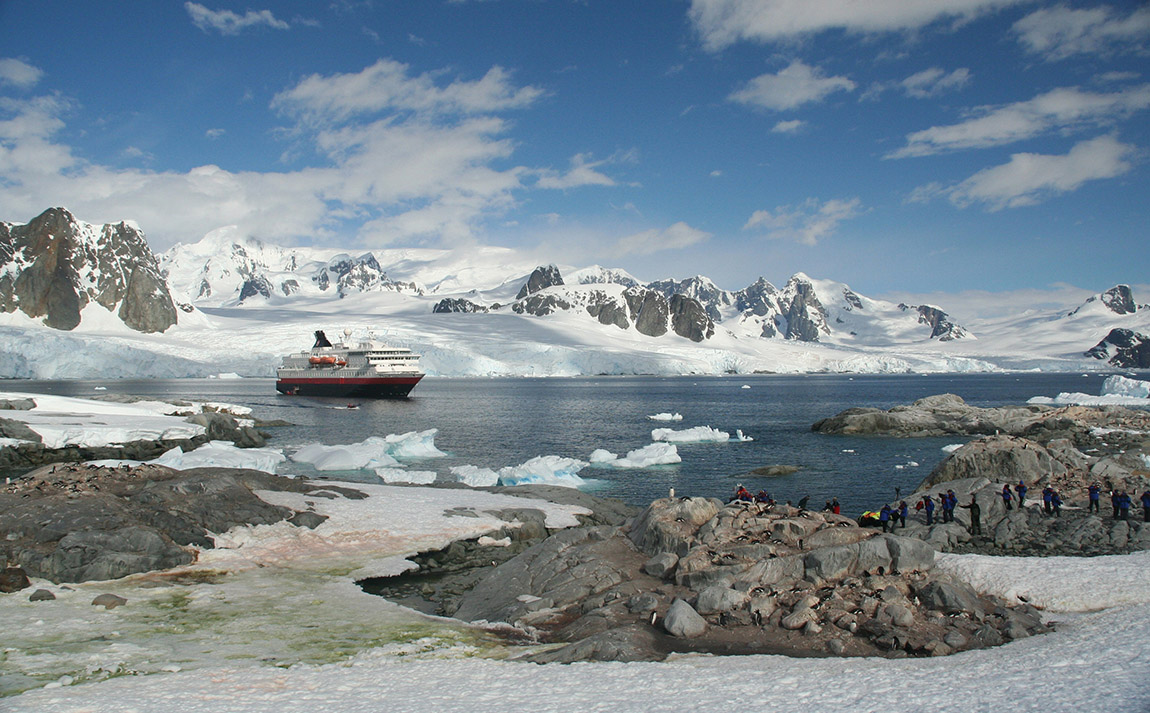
<box><xmin>2</xmin><ymin>208</ymin><xmax>1148</xmax><ymax>378</ymax></box>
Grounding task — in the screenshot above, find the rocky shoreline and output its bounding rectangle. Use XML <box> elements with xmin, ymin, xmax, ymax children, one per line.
<box><xmin>2</xmin><ymin>392</ymin><xmax>1147</xmax><ymax>666</ymax></box>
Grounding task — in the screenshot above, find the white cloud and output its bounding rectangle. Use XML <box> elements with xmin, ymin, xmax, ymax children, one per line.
<box><xmin>771</xmin><ymin>119</ymin><xmax>806</xmax><ymax>133</ymax></box>
<box><xmin>889</xmin><ymin>84</ymin><xmax>1150</xmax><ymax>158</ymax></box>
<box><xmin>185</xmin><ymin>2</ymin><xmax>290</xmax><ymax>35</ymax></box>
<box><xmin>613</xmin><ymin>222</ymin><xmax>711</xmax><ymax>257</ymax></box>
<box><xmin>536</xmin><ymin>153</ymin><xmax>617</xmax><ymax>190</ymax></box>
<box><xmin>911</xmin><ymin>134</ymin><xmax>1135</xmax><ymax>211</ymax></box>
<box><xmin>205</xmin><ymin>128</ymin><xmax>225</xmax><ymax>139</ymax></box>
<box><xmin>689</xmin><ymin>0</ymin><xmax>1031</xmax><ymax>51</ymax></box>
<box><xmin>729</xmin><ymin>60</ymin><xmax>855</xmax><ymax>111</ymax></box>
<box><xmin>0</xmin><ymin>57</ymin><xmax>596</xmax><ymax>251</ymax></box>
<box><xmin>272</xmin><ymin>59</ymin><xmax>544</xmax><ymax>124</ymax></box>
<box><xmin>743</xmin><ymin>196</ymin><xmax>863</xmax><ymax>245</ymax></box>
<box><xmin>901</xmin><ymin>67</ymin><xmax>972</xmax><ymax>98</ymax></box>
<box><xmin>1014</xmin><ymin>5</ymin><xmax>1150</xmax><ymax>60</ymax></box>
<box><xmin>0</xmin><ymin>58</ymin><xmax>43</xmax><ymax>88</ymax></box>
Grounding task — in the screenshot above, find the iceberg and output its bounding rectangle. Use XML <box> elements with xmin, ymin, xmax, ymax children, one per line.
<box><xmin>1103</xmin><ymin>375</ymin><xmax>1150</xmax><ymax>399</ymax></box>
<box><xmin>151</xmin><ymin>441</ymin><xmax>287</xmax><ymax>474</ymax></box>
<box><xmin>452</xmin><ymin>456</ymin><xmax>589</xmax><ymax>488</ymax></box>
<box><xmin>292</xmin><ymin>430</ymin><xmax>446</xmax><ymax>471</ymax></box>
<box><xmin>591</xmin><ymin>442</ymin><xmax>680</xmax><ymax>468</ymax></box>
<box><xmin>652</xmin><ymin>425</ymin><xmax>751</xmax><ymax>443</ymax></box>
<box><xmin>648</xmin><ymin>412</ymin><xmax>683</xmax><ymax>421</ymax></box>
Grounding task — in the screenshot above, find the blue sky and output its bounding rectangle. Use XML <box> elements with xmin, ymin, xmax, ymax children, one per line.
<box><xmin>1</xmin><ymin>1</ymin><xmax>1148</xmax><ymax>296</ymax></box>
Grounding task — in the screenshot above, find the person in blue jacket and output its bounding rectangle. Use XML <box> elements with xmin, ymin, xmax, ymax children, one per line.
<box><xmin>880</xmin><ymin>504</ymin><xmax>892</xmax><ymax>532</ymax></box>
<box><xmin>1015</xmin><ymin>481</ymin><xmax>1028</xmax><ymax>508</ymax></box>
<box><xmin>1088</xmin><ymin>483</ymin><xmax>1101</xmax><ymax>514</ymax></box>
<box><xmin>1050</xmin><ymin>489</ymin><xmax>1062</xmax><ymax>517</ymax></box>
<box><xmin>1118</xmin><ymin>491</ymin><xmax>1132</xmax><ymax>521</ymax></box>
<box><xmin>1142</xmin><ymin>490</ymin><xmax>1150</xmax><ymax>523</ymax></box>
<box><xmin>897</xmin><ymin>501</ymin><xmax>908</xmax><ymax>529</ymax></box>
<box><xmin>1001</xmin><ymin>484</ymin><xmax>1014</xmax><ymax>511</ymax></box>
<box><xmin>923</xmin><ymin>495</ymin><xmax>935</xmax><ymax>525</ymax></box>
<box><xmin>1042</xmin><ymin>486</ymin><xmax>1054</xmax><ymax>515</ymax></box>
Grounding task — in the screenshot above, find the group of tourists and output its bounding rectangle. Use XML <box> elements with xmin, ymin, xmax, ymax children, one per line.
<box><xmin>914</xmin><ymin>490</ymin><xmax>959</xmax><ymax>526</ymax></box>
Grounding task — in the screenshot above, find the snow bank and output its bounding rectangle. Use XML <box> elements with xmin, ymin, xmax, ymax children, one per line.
<box><xmin>291</xmin><ymin>430</ymin><xmax>446</xmax><ymax>471</ymax></box>
<box><xmin>151</xmin><ymin>441</ymin><xmax>286</xmax><ymax>474</ymax></box>
<box><xmin>451</xmin><ymin>456</ymin><xmax>589</xmax><ymax>488</ymax></box>
<box><xmin>0</xmin><ymin>391</ymin><xmax>207</xmax><ymax>448</ymax></box>
<box><xmin>375</xmin><ymin>468</ymin><xmax>438</xmax><ymax>485</ymax></box>
<box><xmin>651</xmin><ymin>425</ymin><xmax>752</xmax><ymax>443</ymax></box>
<box><xmin>647</xmin><ymin>412</ymin><xmax>683</xmax><ymax>421</ymax></box>
<box><xmin>589</xmin><ymin>442</ymin><xmax>680</xmax><ymax>468</ymax></box>
<box><xmin>936</xmin><ymin>550</ymin><xmax>1150</xmax><ymax>612</ymax></box>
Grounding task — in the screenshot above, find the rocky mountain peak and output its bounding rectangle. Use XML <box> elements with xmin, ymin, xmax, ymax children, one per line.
<box><xmin>1</xmin><ymin>207</ymin><xmax>177</xmax><ymax>333</ymax></box>
<box><xmin>516</xmin><ymin>265</ymin><xmax>564</xmax><ymax>300</ymax></box>
<box><xmin>1069</xmin><ymin>284</ymin><xmax>1144</xmax><ymax>317</ymax></box>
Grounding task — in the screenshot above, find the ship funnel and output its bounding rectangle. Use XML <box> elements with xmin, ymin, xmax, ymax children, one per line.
<box><xmin>313</xmin><ymin>331</ymin><xmax>333</xmax><ymax>348</ymax></box>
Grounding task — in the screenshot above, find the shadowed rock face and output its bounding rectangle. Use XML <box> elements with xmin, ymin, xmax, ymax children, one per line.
<box><xmin>0</xmin><ymin>208</ymin><xmax>177</xmax><ymax>333</ymax></box>
<box><xmin>1087</xmin><ymin>328</ymin><xmax>1150</xmax><ymax>368</ymax></box>
<box><xmin>517</xmin><ymin>264</ymin><xmax>565</xmax><ymax>300</ymax></box>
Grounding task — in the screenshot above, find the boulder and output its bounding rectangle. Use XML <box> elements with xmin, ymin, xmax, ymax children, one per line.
<box><xmin>643</xmin><ymin>552</ymin><xmax>678</xmax><ymax>579</ymax></box>
<box><xmin>663</xmin><ymin>598</ymin><xmax>707</xmax><ymax>638</ymax></box>
<box><xmin>0</xmin><ymin>566</ymin><xmax>31</xmax><ymax>592</ymax></box>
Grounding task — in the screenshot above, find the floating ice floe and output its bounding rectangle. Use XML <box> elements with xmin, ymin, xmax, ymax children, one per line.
<box><xmin>209</xmin><ymin>372</ymin><xmax>243</xmax><ymax>380</ymax></box>
<box><xmin>652</xmin><ymin>426</ymin><xmax>753</xmax><ymax>443</ymax></box>
<box><xmin>590</xmin><ymin>442</ymin><xmax>680</xmax><ymax>468</ymax></box>
<box><xmin>1027</xmin><ymin>375</ymin><xmax>1150</xmax><ymax>407</ymax></box>
<box><xmin>648</xmin><ymin>412</ymin><xmax>683</xmax><ymax>421</ymax></box>
<box><xmin>151</xmin><ymin>441</ymin><xmax>287</xmax><ymax>474</ymax></box>
<box><xmin>894</xmin><ymin>461</ymin><xmax>920</xmax><ymax>470</ymax></box>
<box><xmin>451</xmin><ymin>455</ymin><xmax>589</xmax><ymax>489</ymax></box>
<box><xmin>292</xmin><ymin>430</ymin><xmax>446</xmax><ymax>471</ymax></box>
<box><xmin>375</xmin><ymin>468</ymin><xmax>438</xmax><ymax>485</ymax></box>
<box><xmin>942</xmin><ymin>443</ymin><xmax>963</xmax><ymax>454</ymax></box>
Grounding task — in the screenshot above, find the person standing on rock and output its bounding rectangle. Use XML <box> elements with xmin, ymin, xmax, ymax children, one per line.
<box><xmin>1015</xmin><ymin>481</ymin><xmax>1028</xmax><ymax>509</ymax></box>
<box><xmin>898</xmin><ymin>501</ymin><xmax>908</xmax><ymax>528</ymax></box>
<box><xmin>945</xmin><ymin>490</ymin><xmax>957</xmax><ymax>523</ymax></box>
<box><xmin>1112</xmin><ymin>490</ymin><xmax>1122</xmax><ymax>518</ymax></box>
<box><xmin>923</xmin><ymin>495</ymin><xmax>935</xmax><ymax>525</ymax></box>
<box><xmin>1051</xmin><ymin>490</ymin><xmax>1062</xmax><ymax>517</ymax></box>
<box><xmin>1141</xmin><ymin>490</ymin><xmax>1150</xmax><ymax>523</ymax></box>
<box><xmin>961</xmin><ymin>495</ymin><xmax>981</xmax><ymax>536</ymax></box>
<box><xmin>1042</xmin><ymin>486</ymin><xmax>1054</xmax><ymax>515</ymax></box>
<box><xmin>880</xmin><ymin>504</ymin><xmax>892</xmax><ymax>532</ymax></box>
<box><xmin>1118</xmin><ymin>492</ymin><xmax>1132</xmax><ymax>521</ymax></box>
<box><xmin>1088</xmin><ymin>483</ymin><xmax>1101</xmax><ymax>514</ymax></box>
<box><xmin>831</xmin><ymin>497</ymin><xmax>841</xmax><ymax>515</ymax></box>
<box><xmin>1001</xmin><ymin>484</ymin><xmax>1014</xmax><ymax>511</ymax></box>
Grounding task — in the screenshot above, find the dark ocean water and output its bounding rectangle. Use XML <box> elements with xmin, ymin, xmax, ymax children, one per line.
<box><xmin>5</xmin><ymin>373</ymin><xmax>1117</xmax><ymax>515</ymax></box>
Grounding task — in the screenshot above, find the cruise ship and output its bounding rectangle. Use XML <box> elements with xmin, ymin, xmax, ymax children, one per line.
<box><xmin>275</xmin><ymin>330</ymin><xmax>423</xmax><ymax>398</ymax></box>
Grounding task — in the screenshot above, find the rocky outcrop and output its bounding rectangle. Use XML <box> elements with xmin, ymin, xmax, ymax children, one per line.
<box><xmin>1</xmin><ymin>207</ymin><xmax>178</xmax><ymax>333</ymax></box>
<box><xmin>0</xmin><ymin>464</ymin><xmax>342</xmax><ymax>584</ymax></box>
<box><xmin>433</xmin><ymin>297</ymin><xmax>489</xmax><ymax>313</ymax></box>
<box><xmin>669</xmin><ymin>293</ymin><xmax>715</xmax><ymax>342</ymax></box>
<box><xmin>517</xmin><ymin>265</ymin><xmax>564</xmax><ymax>300</ymax></box>
<box><xmin>1086</xmin><ymin>328</ymin><xmax>1150</xmax><ymax>368</ymax></box>
<box><xmin>391</xmin><ymin>494</ymin><xmax>1045</xmax><ymax>662</ymax></box>
<box><xmin>912</xmin><ymin>305</ymin><xmax>968</xmax><ymax>341</ymax></box>
<box><xmin>1070</xmin><ymin>285</ymin><xmax>1144</xmax><ymax>317</ymax></box>
<box><xmin>649</xmin><ymin>276</ymin><xmax>730</xmax><ymax>322</ymax></box>
<box><xmin>778</xmin><ymin>275</ymin><xmax>830</xmax><ymax>341</ymax></box>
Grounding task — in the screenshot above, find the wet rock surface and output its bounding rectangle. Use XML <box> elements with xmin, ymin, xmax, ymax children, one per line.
<box><xmin>0</xmin><ymin>463</ymin><xmax>343</xmax><ymax>584</ymax></box>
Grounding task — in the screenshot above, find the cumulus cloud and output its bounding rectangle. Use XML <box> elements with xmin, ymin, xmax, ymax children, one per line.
<box><xmin>0</xmin><ymin>58</ymin><xmax>43</xmax><ymax>88</ymax></box>
<box><xmin>690</xmin><ymin>0</ymin><xmax>1031</xmax><ymax>51</ymax></box>
<box><xmin>0</xmin><ymin>57</ymin><xmax>608</xmax><ymax>251</ymax></box>
<box><xmin>185</xmin><ymin>2</ymin><xmax>290</xmax><ymax>35</ymax></box>
<box><xmin>613</xmin><ymin>222</ymin><xmax>711</xmax><ymax>257</ymax></box>
<box><xmin>909</xmin><ymin>134</ymin><xmax>1135</xmax><ymax>210</ymax></box>
<box><xmin>743</xmin><ymin>197</ymin><xmax>863</xmax><ymax>245</ymax></box>
<box><xmin>272</xmin><ymin>59</ymin><xmax>544</xmax><ymax>124</ymax></box>
<box><xmin>729</xmin><ymin>60</ymin><xmax>855</xmax><ymax>111</ymax></box>
<box><xmin>889</xmin><ymin>84</ymin><xmax>1150</xmax><ymax>157</ymax></box>
<box><xmin>1014</xmin><ymin>5</ymin><xmax>1150</xmax><ymax>60</ymax></box>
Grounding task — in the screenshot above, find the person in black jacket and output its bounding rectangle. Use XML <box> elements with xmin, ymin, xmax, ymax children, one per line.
<box><xmin>960</xmin><ymin>495</ymin><xmax>982</xmax><ymax>536</ymax></box>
